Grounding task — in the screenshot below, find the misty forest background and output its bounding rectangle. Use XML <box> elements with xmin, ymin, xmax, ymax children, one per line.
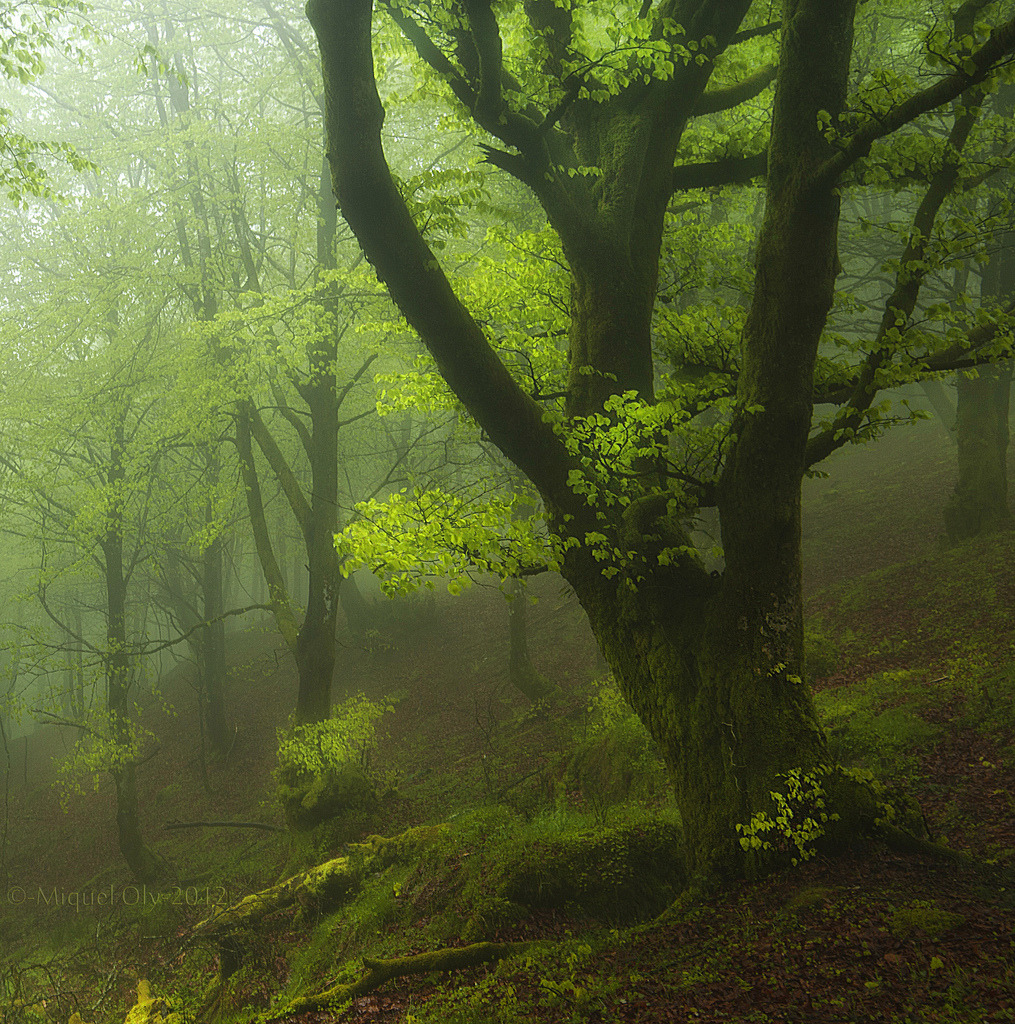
<box><xmin>1</xmin><ymin>1</ymin><xmax>1015</xmax><ymax>1023</ymax></box>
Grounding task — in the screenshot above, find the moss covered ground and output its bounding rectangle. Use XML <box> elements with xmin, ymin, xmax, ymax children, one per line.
<box><xmin>2</xmin><ymin>421</ymin><xmax>1015</xmax><ymax>1023</ymax></box>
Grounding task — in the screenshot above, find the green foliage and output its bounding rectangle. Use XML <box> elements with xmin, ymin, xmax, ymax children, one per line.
<box><xmin>335</xmin><ymin>488</ymin><xmax>558</xmax><ymax>595</ymax></box>
<box><xmin>275</xmin><ymin>695</ymin><xmax>393</xmax><ymax>838</ymax></box>
<box><xmin>814</xmin><ymin>670</ymin><xmax>942</xmax><ymax>774</ymax></box>
<box><xmin>0</xmin><ymin>0</ymin><xmax>95</xmax><ymax>203</ymax></box>
<box><xmin>276</xmin><ymin>695</ymin><xmax>392</xmax><ymax>779</ymax></box>
<box><xmin>803</xmin><ymin>625</ymin><xmax>841</xmax><ymax>681</ymax></box>
<box><xmin>736</xmin><ymin>767</ymin><xmax>843</xmax><ymax>866</ymax></box>
<box><xmin>888</xmin><ymin>900</ymin><xmax>965</xmax><ymax>940</ymax></box>
<box><xmin>565</xmin><ymin>675</ymin><xmax>668</xmax><ymax>823</ymax></box>
<box><xmin>402</xmin><ymin>937</ymin><xmax>612</xmax><ymax>1024</ymax></box>
<box><xmin>494</xmin><ymin>813</ymin><xmax>685</xmax><ymax>924</ymax></box>
<box><xmin>54</xmin><ymin>708</ymin><xmax>155</xmax><ymax>810</ymax></box>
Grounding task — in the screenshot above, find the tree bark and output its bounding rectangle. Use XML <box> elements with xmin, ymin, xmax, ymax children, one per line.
<box><xmin>506</xmin><ymin>577</ymin><xmax>553</xmax><ymax>702</ymax></box>
<box><xmin>945</xmin><ymin>363</ymin><xmax>1012</xmax><ymax>541</ymax></box>
<box><xmin>202</xmin><ymin>524</ymin><xmax>229</xmax><ymax>752</ymax></box>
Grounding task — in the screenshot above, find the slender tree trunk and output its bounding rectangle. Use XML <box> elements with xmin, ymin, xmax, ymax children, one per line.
<box><xmin>293</xmin><ymin>368</ymin><xmax>341</xmax><ymax>724</ymax></box>
<box><xmin>203</xmin><ymin>526</ymin><xmax>229</xmax><ymax>751</ymax></box>
<box><xmin>944</xmin><ymin>364</ymin><xmax>1012</xmax><ymax>541</ymax></box>
<box><xmin>339</xmin><ymin>572</ymin><xmax>373</xmax><ymax>634</ymax></box>
<box><xmin>292</xmin><ymin>153</ymin><xmax>346</xmax><ymax>724</ymax></box>
<box><xmin>236</xmin><ymin>406</ymin><xmax>301</xmax><ymax>649</ymax></box>
<box><xmin>944</xmin><ymin>173</ymin><xmax>1015</xmax><ymax>541</ymax></box>
<box><xmin>103</xmin><ymin>435</ymin><xmax>162</xmax><ymax>883</ymax></box>
<box><xmin>506</xmin><ymin>578</ymin><xmax>552</xmax><ymax>702</ymax></box>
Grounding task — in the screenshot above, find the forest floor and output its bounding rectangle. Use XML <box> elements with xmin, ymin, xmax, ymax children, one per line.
<box><xmin>2</xmin><ymin>415</ymin><xmax>1015</xmax><ymax>1024</ymax></box>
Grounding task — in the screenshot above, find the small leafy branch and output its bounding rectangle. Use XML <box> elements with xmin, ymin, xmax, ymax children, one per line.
<box><xmin>737</xmin><ymin>764</ymin><xmax>897</xmax><ymax>865</ymax></box>
<box><xmin>53</xmin><ymin>707</ymin><xmax>155</xmax><ymax>810</ymax></box>
<box><xmin>736</xmin><ymin>766</ymin><xmax>840</xmax><ymax>866</ymax></box>
<box><xmin>276</xmin><ymin>694</ymin><xmax>393</xmax><ymax>778</ymax></box>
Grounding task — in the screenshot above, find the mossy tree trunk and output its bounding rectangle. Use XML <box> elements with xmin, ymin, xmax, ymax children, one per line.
<box><xmin>308</xmin><ymin>0</ymin><xmax>1015</xmax><ymax>879</ymax></box>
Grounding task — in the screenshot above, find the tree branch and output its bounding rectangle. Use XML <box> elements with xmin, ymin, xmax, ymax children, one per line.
<box><xmin>812</xmin><ymin>16</ymin><xmax>1015</xmax><ymax>190</ymax></box>
<box><xmin>671</xmin><ymin>150</ymin><xmax>767</xmax><ymax>190</ymax></box>
<box><xmin>692</xmin><ymin>65</ymin><xmax>776</xmax><ymax>115</ymax></box>
<box><xmin>246</xmin><ymin>404</ymin><xmax>313</xmax><ymax>543</ymax></box>
<box><xmin>306</xmin><ymin>0</ymin><xmax>577</xmax><ymax>513</ymax></box>
<box><xmin>164</xmin><ymin>819</ymin><xmax>285</xmax><ymax>833</ymax></box>
<box><xmin>462</xmin><ymin>0</ymin><xmax>504</xmax><ymax>122</ymax></box>
<box><xmin>288</xmin><ymin>941</ymin><xmax>530</xmax><ymax>1014</ymax></box>
<box><xmin>806</xmin><ymin>77</ymin><xmax>987</xmax><ymax>468</ymax></box>
<box><xmin>731</xmin><ymin>20</ymin><xmax>781</xmax><ymax>45</ymax></box>
<box><xmin>233</xmin><ymin>408</ymin><xmax>300</xmax><ymax>649</ymax></box>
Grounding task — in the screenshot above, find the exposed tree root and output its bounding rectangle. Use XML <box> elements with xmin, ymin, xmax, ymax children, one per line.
<box><xmin>876</xmin><ymin>824</ymin><xmax>975</xmax><ymax>865</ymax></box>
<box><xmin>286</xmin><ymin>941</ymin><xmax>531</xmax><ymax>1013</ymax></box>
<box><xmin>163</xmin><ymin>819</ymin><xmax>285</xmax><ymax>833</ymax></box>
<box><xmin>876</xmin><ymin>823</ymin><xmax>1015</xmax><ymax>891</ymax></box>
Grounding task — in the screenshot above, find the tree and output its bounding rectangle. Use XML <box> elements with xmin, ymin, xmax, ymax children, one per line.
<box><xmin>0</xmin><ymin>209</ymin><xmax>177</xmax><ymax>882</ymax></box>
<box><xmin>0</xmin><ymin>0</ymin><xmax>93</xmax><ymax>200</ymax></box>
<box><xmin>307</xmin><ymin>0</ymin><xmax>1015</xmax><ymax>882</ymax></box>
<box><xmin>943</xmin><ymin>82</ymin><xmax>1015</xmax><ymax>542</ymax></box>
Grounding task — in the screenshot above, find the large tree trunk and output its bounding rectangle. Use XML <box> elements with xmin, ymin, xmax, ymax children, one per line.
<box><xmin>307</xmin><ymin>0</ymin><xmax>843</xmax><ymax>883</ymax></box>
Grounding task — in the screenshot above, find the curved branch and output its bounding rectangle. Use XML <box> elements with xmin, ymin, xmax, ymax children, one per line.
<box><xmin>306</xmin><ymin>0</ymin><xmax>577</xmax><ymax>512</ymax></box>
<box><xmin>288</xmin><ymin>941</ymin><xmax>530</xmax><ymax>1014</ymax></box>
<box><xmin>692</xmin><ymin>65</ymin><xmax>776</xmax><ymax>115</ymax></box>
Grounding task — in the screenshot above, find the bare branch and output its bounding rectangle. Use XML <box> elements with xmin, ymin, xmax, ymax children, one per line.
<box><xmin>672</xmin><ymin>150</ymin><xmax>767</xmax><ymax>191</ymax></box>
<box><xmin>692</xmin><ymin>65</ymin><xmax>776</xmax><ymax>115</ymax></box>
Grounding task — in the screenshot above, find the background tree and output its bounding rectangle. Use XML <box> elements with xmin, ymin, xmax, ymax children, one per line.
<box><xmin>943</xmin><ymin>81</ymin><xmax>1015</xmax><ymax>542</ymax></box>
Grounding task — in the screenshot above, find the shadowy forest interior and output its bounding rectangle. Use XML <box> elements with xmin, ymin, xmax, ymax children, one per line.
<box><xmin>1</xmin><ymin>0</ymin><xmax>1015</xmax><ymax>1021</ymax></box>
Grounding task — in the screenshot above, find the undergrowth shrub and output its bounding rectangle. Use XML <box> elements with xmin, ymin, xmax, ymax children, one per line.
<box><xmin>275</xmin><ymin>694</ymin><xmax>392</xmax><ymax>839</ymax></box>
<box><xmin>803</xmin><ymin>624</ymin><xmax>840</xmax><ymax>681</ymax></box>
<box><xmin>815</xmin><ymin>670</ymin><xmax>940</xmax><ymax>776</ymax></box>
<box><xmin>564</xmin><ymin>675</ymin><xmax>668</xmax><ymax>822</ymax></box>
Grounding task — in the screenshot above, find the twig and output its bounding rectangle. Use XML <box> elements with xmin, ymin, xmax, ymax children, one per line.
<box><xmin>163</xmin><ymin>820</ymin><xmax>286</xmax><ymax>833</ymax></box>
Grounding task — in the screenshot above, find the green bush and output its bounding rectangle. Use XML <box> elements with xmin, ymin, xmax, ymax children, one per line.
<box><xmin>804</xmin><ymin>625</ymin><xmax>840</xmax><ymax>681</ymax></box>
<box><xmin>275</xmin><ymin>695</ymin><xmax>392</xmax><ymax>836</ymax></box>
